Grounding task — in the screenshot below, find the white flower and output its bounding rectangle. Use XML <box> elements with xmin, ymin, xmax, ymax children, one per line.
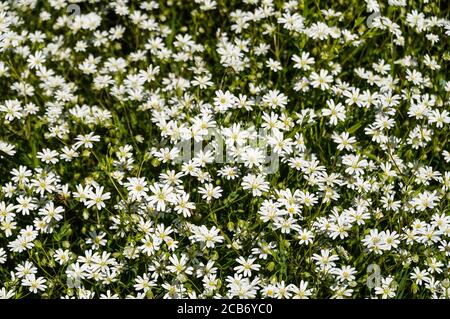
<box><xmin>73</xmin><ymin>133</ymin><xmax>101</xmax><ymax>149</ymax></box>
<box><xmin>410</xmin><ymin>191</ymin><xmax>439</xmax><ymax>211</ymax></box>
<box><xmin>266</xmin><ymin>58</ymin><xmax>282</xmax><ymax>72</ymax></box>
<box><xmin>0</xmin><ymin>248</ymin><xmax>6</xmax><ymax>264</ymax></box>
<box><xmin>173</xmin><ymin>193</ymin><xmax>196</xmax><ymax>217</ymax></box>
<box><xmin>0</xmin><ymin>140</ymin><xmax>16</xmax><ymax>156</ymax></box>
<box><xmin>362</xmin><ymin>229</ymin><xmax>388</xmax><ymax>254</ymax></box>
<box><xmin>22</xmin><ymin>274</ymin><xmax>47</xmax><ymax>293</ymax></box>
<box><xmin>27</xmin><ymin>51</ymin><xmax>46</xmax><ymax>69</ymax></box>
<box><xmin>189</xmin><ymin>225</ymin><xmax>224</xmax><ymax>248</ymax></box>
<box><xmin>124</xmin><ymin>177</ymin><xmax>148</xmax><ymax>201</ymax></box>
<box><xmin>214</xmin><ymin>90</ymin><xmax>236</xmax><ymax>113</ymax></box>
<box><xmin>262</xmin><ymin>89</ymin><xmax>288</xmax><ymax>109</ymax></box>
<box><xmin>198</xmin><ymin>183</ymin><xmax>222</xmax><ymax>203</ymax></box>
<box><xmin>0</xmin><ymin>100</ymin><xmax>23</xmax><ymax>121</ymax></box>
<box><xmin>37</xmin><ymin>148</ymin><xmax>59</xmax><ymax>164</ymax></box>
<box><xmin>322</xmin><ymin>99</ymin><xmax>346</xmax><ymax>125</ymax></box>
<box><xmin>310</xmin><ymin>69</ymin><xmax>333</xmax><ymax>90</ymax></box>
<box><xmin>149</xmin><ymin>183</ymin><xmax>175</xmax><ymax>211</ymax></box>
<box><xmin>242</xmin><ymin>174</ymin><xmax>269</xmax><ymax>197</ymax></box>
<box><xmin>234</xmin><ymin>257</ymin><xmax>260</xmax><ymax>277</ymax></box>
<box><xmin>311</xmin><ymin>249</ymin><xmax>339</xmax><ymax>272</ymax></box>
<box><xmin>86</xmin><ymin>185</ymin><xmax>111</xmax><ymax>210</ymax></box>
<box><xmin>342</xmin><ymin>154</ymin><xmax>368</xmax><ymax>176</ymax></box>
<box><xmin>332</xmin><ymin>132</ymin><xmax>356</xmax><ymax>151</ymax></box>
<box><xmin>292</xmin><ymin>52</ymin><xmax>315</xmax><ymax>71</ymax></box>
<box><xmin>38</xmin><ymin>202</ymin><xmax>64</xmax><ymax>223</ymax></box>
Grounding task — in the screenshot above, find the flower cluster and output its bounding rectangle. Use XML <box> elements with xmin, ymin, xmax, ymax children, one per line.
<box><xmin>0</xmin><ymin>0</ymin><xmax>449</xmax><ymax>299</ymax></box>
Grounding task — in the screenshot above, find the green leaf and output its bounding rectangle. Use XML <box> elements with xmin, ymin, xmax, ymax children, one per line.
<box><xmin>348</xmin><ymin>122</ymin><xmax>362</xmax><ymax>134</ymax></box>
